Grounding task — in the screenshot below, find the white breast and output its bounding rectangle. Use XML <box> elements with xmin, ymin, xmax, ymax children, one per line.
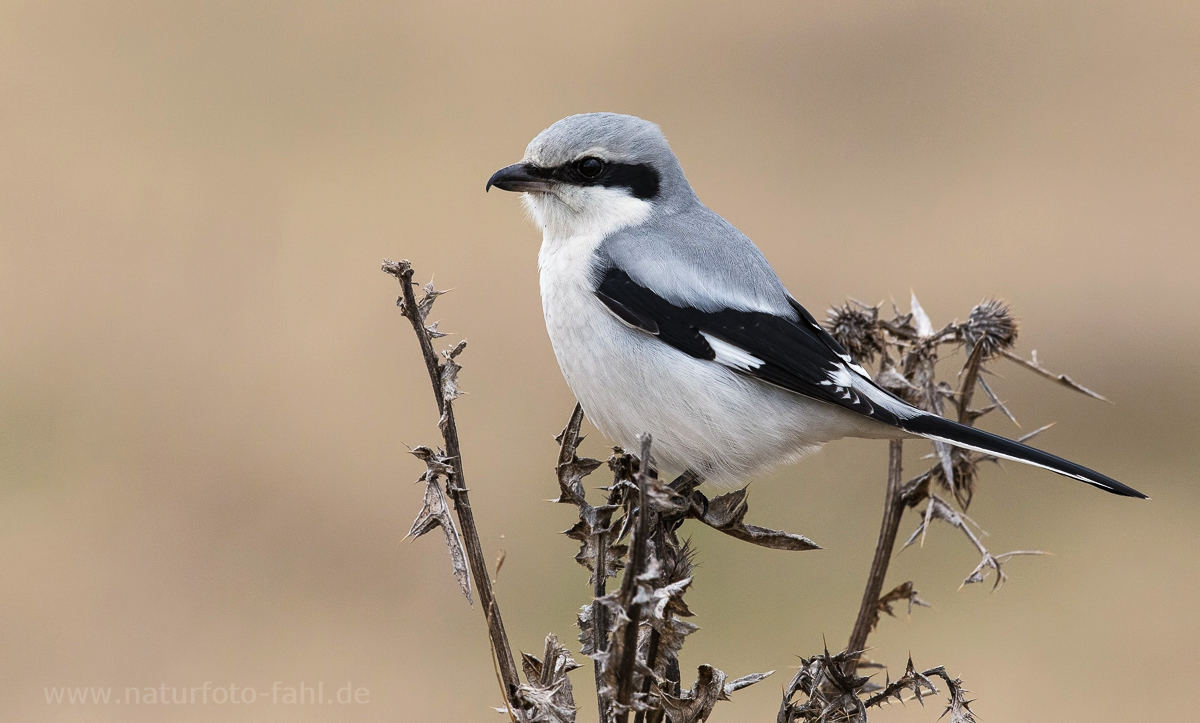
<box><xmin>529</xmin><ymin>191</ymin><xmax>895</xmax><ymax>485</ymax></box>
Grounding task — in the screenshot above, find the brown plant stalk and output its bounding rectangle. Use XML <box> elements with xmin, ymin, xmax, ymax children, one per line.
<box><xmin>612</xmin><ymin>435</ymin><xmax>654</xmax><ymax>723</ymax></box>
<box><xmin>845</xmin><ymin>439</ymin><xmax>905</xmax><ymax>667</ymax></box>
<box><xmin>383</xmin><ymin>259</ymin><xmax>522</xmax><ymax>708</ymax></box>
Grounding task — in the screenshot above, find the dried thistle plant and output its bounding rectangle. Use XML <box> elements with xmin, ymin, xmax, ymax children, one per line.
<box><xmin>836</xmin><ymin>293</ymin><xmax>1107</xmax><ymax>689</ymax></box>
<box><xmin>387</xmin><ymin>261</ymin><xmax>1111</xmax><ymax>722</ymax></box>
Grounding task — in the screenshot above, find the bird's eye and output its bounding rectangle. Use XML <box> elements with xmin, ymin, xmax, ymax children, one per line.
<box><xmin>577</xmin><ymin>157</ymin><xmax>605</xmax><ymax>179</ymax></box>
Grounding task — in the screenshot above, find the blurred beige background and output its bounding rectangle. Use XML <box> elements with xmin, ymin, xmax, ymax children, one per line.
<box><xmin>2</xmin><ymin>1</ymin><xmax>1198</xmax><ymax>721</ymax></box>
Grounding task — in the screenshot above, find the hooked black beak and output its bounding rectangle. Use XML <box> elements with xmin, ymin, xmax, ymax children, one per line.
<box><xmin>486</xmin><ymin>163</ymin><xmax>554</xmax><ymax>193</ymax></box>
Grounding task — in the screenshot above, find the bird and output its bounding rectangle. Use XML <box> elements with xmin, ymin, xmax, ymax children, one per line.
<box><xmin>486</xmin><ymin>112</ymin><xmax>1145</xmax><ymax>499</ymax></box>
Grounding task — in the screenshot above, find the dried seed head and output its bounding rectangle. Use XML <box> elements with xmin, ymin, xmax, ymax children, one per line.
<box><xmin>825</xmin><ymin>301</ymin><xmax>886</xmax><ymax>365</ymax></box>
<box><xmin>660</xmin><ymin>538</ymin><xmax>696</xmax><ymax>587</ymax></box>
<box><xmin>963</xmin><ymin>300</ymin><xmax>1018</xmax><ymax>360</ymax></box>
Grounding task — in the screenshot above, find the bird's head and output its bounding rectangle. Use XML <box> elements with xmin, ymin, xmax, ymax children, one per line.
<box><xmin>487</xmin><ymin>113</ymin><xmax>697</xmax><ymax>239</ymax></box>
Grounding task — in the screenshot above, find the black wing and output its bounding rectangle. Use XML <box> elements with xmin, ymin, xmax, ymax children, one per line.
<box><xmin>594</xmin><ymin>266</ymin><xmax>910</xmax><ymax>426</ymax></box>
<box><xmin>594</xmin><ymin>266</ymin><xmax>1147</xmax><ymax>499</ymax></box>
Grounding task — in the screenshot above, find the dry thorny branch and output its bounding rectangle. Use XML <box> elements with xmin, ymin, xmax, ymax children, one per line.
<box><xmin>777</xmin><ymin>648</ymin><xmax>977</xmax><ymax>723</ymax></box>
<box><xmin>387</xmin><ymin>261</ymin><xmax>1110</xmax><ymax>721</ymax></box>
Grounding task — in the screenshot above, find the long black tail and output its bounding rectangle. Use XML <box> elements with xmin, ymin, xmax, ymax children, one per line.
<box><xmin>899</xmin><ymin>413</ymin><xmax>1146</xmax><ymax>498</ymax></box>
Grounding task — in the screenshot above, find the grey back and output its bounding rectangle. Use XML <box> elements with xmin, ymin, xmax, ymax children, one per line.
<box><xmin>595</xmin><ymin>205</ymin><xmax>797</xmax><ymax>317</ymax></box>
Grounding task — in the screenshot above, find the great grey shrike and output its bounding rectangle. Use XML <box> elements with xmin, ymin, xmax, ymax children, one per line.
<box><xmin>486</xmin><ymin>112</ymin><xmax>1144</xmax><ymax>499</ymax></box>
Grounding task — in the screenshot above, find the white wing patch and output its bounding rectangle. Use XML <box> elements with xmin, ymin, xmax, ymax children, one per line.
<box><xmin>700</xmin><ymin>332</ymin><xmax>764</xmax><ymax>371</ymax></box>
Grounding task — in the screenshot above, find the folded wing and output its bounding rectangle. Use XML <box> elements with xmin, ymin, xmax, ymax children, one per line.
<box><xmin>593</xmin><ymin>265</ymin><xmax>1146</xmax><ymax>498</ymax></box>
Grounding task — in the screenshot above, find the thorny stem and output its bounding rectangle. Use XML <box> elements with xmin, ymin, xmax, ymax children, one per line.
<box><xmin>846</xmin><ymin>439</ymin><xmax>905</xmax><ymax>670</ymax></box>
<box><xmin>633</xmin><ymin>519</ymin><xmax>670</xmax><ymax>723</ymax></box>
<box><xmin>595</xmin><ymin>476</ymin><xmax>629</xmax><ymax>723</ymax></box>
<box><xmin>383</xmin><ymin>260</ymin><xmax>521</xmax><ymax>709</ymax></box>
<box><xmin>554</xmin><ymin>404</ymin><xmax>612</xmax><ymax>723</ymax></box>
<box><xmin>593</xmin><ymin>525</ymin><xmax>612</xmax><ymax>723</ymax></box>
<box><xmin>614</xmin><ymin>434</ymin><xmax>654</xmax><ymax>723</ymax></box>
<box><xmin>593</xmin><ymin>496</ymin><xmax>622</xmax><ymax>721</ymax></box>
<box><xmin>956</xmin><ymin>343</ymin><xmax>986</xmax><ymax>425</ymax></box>
<box><xmin>633</xmin><ymin>630</ymin><xmax>662</xmax><ymax>723</ymax></box>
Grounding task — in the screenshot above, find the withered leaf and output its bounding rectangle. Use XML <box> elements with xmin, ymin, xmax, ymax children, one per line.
<box><xmin>406</xmin><ymin>473</ymin><xmax>471</xmax><ymax>604</ymax></box>
<box><xmin>658</xmin><ymin>664</ymin><xmax>726</xmax><ymax>723</ymax></box>
<box><xmin>512</xmin><ymin>678</ymin><xmax>575</xmax><ymax>723</ymax></box>
<box><xmin>521</xmin><ymin>651</ymin><xmax>544</xmax><ymax>684</ymax></box>
<box><xmin>693</xmin><ymin>488</ymin><xmax>820</xmax><ymax>551</ymax></box>
<box><xmin>565</xmin><ymin>517</ymin><xmax>627</xmax><ymax>584</ymax></box>
<box><xmin>650</xmin><ymin>616</ymin><xmax>699</xmax><ymax>678</ymax></box>
<box><xmin>645</xmin><ymin>475</ymin><xmax>691</xmax><ymax>516</ymax></box>
<box><xmin>632</xmin><ymin>575</ymin><xmax>699</xmax><ymax>676</ymax></box>
<box><xmin>424</xmin><ymin>320</ymin><xmax>449</xmax><ymax>339</ymax></box>
<box><xmin>408</xmin><ymin>445</ymin><xmax>455</xmax><ymax>477</ymax></box>
<box><xmin>512</xmin><ymin>634</ymin><xmax>580</xmax><ymax>723</ymax></box>
<box><xmin>700</xmin><ymin>487</ymin><xmax>747</xmax><ymax>528</ymax></box>
<box><xmin>875</xmin><ymin>367</ymin><xmax>920</xmax><ymax>403</ymax></box>
<box><xmin>910</xmin><ymin>292</ymin><xmax>935</xmax><ymax>338</ymax></box>
<box><xmin>575</xmin><ymin>603</ymin><xmax>600</xmax><ymax>656</ymax></box>
<box><xmin>723</xmin><ymin>670</ymin><xmax>773</xmax><ymax>695</ymax></box>
<box><xmin>415</xmin><ymin>279</ymin><xmax>446</xmax><ymax>324</ymax></box>
<box><xmin>640</xmin><ymin>577</ymin><xmax>695</xmax><ymax>621</ymax></box>
<box><xmin>440</xmin><ymin>340</ymin><xmax>466</xmax><ymax>403</ymax></box>
<box><xmin>877</xmin><ymin>581</ymin><xmax>931</xmax><ymax>625</ymax></box>
<box><xmin>554</xmin><ymin>458</ymin><xmax>604</xmax><ymax>506</ymax></box>
<box><xmin>553</xmin><ymin>404</ymin><xmax>603</xmax><ymax>506</ymax></box>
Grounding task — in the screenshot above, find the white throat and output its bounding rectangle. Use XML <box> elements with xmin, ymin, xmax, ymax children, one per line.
<box><xmin>522</xmin><ymin>186</ymin><xmax>652</xmax><ymax>245</ymax></box>
<box><xmin>533</xmin><ymin>186</ymin><xmax>654</xmax><ymax>408</ymax></box>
